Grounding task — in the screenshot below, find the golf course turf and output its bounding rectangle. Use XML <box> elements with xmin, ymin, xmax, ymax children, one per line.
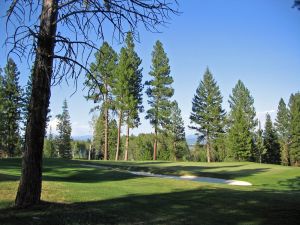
<box><xmin>0</xmin><ymin>158</ymin><xmax>299</xmax><ymax>225</ymax></box>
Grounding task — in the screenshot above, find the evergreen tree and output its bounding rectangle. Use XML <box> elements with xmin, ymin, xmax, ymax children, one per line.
<box><xmin>146</xmin><ymin>40</ymin><xmax>174</xmax><ymax>160</ymax></box>
<box><xmin>254</xmin><ymin>121</ymin><xmax>266</xmax><ymax>163</ymax></box>
<box><xmin>85</xmin><ymin>42</ymin><xmax>118</xmax><ymax>160</ymax></box>
<box><xmin>168</xmin><ymin>101</ymin><xmax>188</xmax><ymax>160</ymax></box>
<box><xmin>275</xmin><ymin>98</ymin><xmax>291</xmax><ymax>165</ymax></box>
<box><xmin>227</xmin><ymin>80</ymin><xmax>257</xmax><ymax>161</ymax></box>
<box><xmin>56</xmin><ymin>100</ymin><xmax>72</xmax><ymax>159</ymax></box>
<box><xmin>189</xmin><ymin>68</ymin><xmax>225</xmax><ymax>162</ymax></box>
<box><xmin>263</xmin><ymin>114</ymin><xmax>280</xmax><ymax>164</ymax></box>
<box><xmin>123</xmin><ymin>33</ymin><xmax>143</xmax><ymax>161</ymax></box>
<box><xmin>289</xmin><ymin>93</ymin><xmax>300</xmax><ymax>166</ymax></box>
<box><xmin>2</xmin><ymin>59</ymin><xmax>23</xmax><ymax>156</ymax></box>
<box><xmin>114</xmin><ymin>33</ymin><xmax>143</xmax><ymax>161</ymax></box>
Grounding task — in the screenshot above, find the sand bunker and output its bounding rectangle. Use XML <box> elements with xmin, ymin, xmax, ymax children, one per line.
<box><xmin>81</xmin><ymin>164</ymin><xmax>252</xmax><ymax>186</ymax></box>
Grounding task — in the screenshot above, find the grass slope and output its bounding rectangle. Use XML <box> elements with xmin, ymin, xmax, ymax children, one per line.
<box><xmin>0</xmin><ymin>158</ymin><xmax>299</xmax><ymax>225</ymax></box>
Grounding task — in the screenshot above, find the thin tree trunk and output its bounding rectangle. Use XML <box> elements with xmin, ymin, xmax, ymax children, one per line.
<box><xmin>124</xmin><ymin>123</ymin><xmax>129</xmax><ymax>161</ymax></box>
<box><xmin>206</xmin><ymin>142</ymin><xmax>211</xmax><ymax>163</ymax></box>
<box><xmin>115</xmin><ymin>110</ymin><xmax>122</xmax><ymax>161</ymax></box>
<box><xmin>104</xmin><ymin>90</ymin><xmax>108</xmax><ymax>160</ymax></box>
<box><xmin>284</xmin><ymin>143</ymin><xmax>291</xmax><ymax>166</ymax></box>
<box><xmin>153</xmin><ymin>127</ymin><xmax>157</xmax><ymax>160</ymax></box>
<box><xmin>173</xmin><ymin>141</ymin><xmax>177</xmax><ymax>161</ymax></box>
<box><xmin>15</xmin><ymin>0</ymin><xmax>58</xmax><ymax>207</ymax></box>
<box><xmin>88</xmin><ymin>144</ymin><xmax>91</xmax><ymax>160</ymax></box>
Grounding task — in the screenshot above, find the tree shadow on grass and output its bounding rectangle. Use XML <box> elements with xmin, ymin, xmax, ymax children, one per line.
<box><xmin>43</xmin><ymin>168</ymin><xmax>139</xmax><ymax>183</ymax></box>
<box><xmin>0</xmin><ymin>173</ymin><xmax>19</xmax><ymax>182</ymax></box>
<box><xmin>0</xmin><ymin>188</ymin><xmax>299</xmax><ymax>225</ymax></box>
<box><xmin>278</xmin><ymin>176</ymin><xmax>300</xmax><ymax>191</ymax></box>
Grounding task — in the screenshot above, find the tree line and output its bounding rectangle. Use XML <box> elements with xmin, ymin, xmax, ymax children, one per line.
<box><xmin>189</xmin><ymin>69</ymin><xmax>300</xmax><ymax>166</ymax></box>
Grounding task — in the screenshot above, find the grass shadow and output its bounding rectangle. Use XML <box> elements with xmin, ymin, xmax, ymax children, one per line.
<box><xmin>0</xmin><ymin>188</ymin><xmax>299</xmax><ymax>225</ymax></box>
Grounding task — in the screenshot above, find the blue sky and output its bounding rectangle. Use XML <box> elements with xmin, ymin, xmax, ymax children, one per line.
<box><xmin>0</xmin><ymin>0</ymin><xmax>299</xmax><ymax>137</ymax></box>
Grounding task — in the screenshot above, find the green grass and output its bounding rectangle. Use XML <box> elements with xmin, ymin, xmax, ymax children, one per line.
<box><xmin>0</xmin><ymin>158</ymin><xmax>299</xmax><ymax>225</ymax></box>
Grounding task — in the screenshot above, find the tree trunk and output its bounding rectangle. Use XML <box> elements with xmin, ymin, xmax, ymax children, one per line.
<box><xmin>104</xmin><ymin>90</ymin><xmax>108</xmax><ymax>160</ymax></box>
<box><xmin>153</xmin><ymin>127</ymin><xmax>157</xmax><ymax>160</ymax></box>
<box><xmin>88</xmin><ymin>144</ymin><xmax>91</xmax><ymax>160</ymax></box>
<box><xmin>115</xmin><ymin>110</ymin><xmax>122</xmax><ymax>161</ymax></box>
<box><xmin>124</xmin><ymin>123</ymin><xmax>129</xmax><ymax>161</ymax></box>
<box><xmin>173</xmin><ymin>141</ymin><xmax>177</xmax><ymax>161</ymax></box>
<box><xmin>15</xmin><ymin>0</ymin><xmax>58</xmax><ymax>207</ymax></box>
<box><xmin>284</xmin><ymin>143</ymin><xmax>291</xmax><ymax>166</ymax></box>
<box><xmin>206</xmin><ymin>142</ymin><xmax>211</xmax><ymax>163</ymax></box>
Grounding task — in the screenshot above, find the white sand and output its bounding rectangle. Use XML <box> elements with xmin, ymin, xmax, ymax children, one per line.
<box><xmin>81</xmin><ymin>164</ymin><xmax>252</xmax><ymax>186</ymax></box>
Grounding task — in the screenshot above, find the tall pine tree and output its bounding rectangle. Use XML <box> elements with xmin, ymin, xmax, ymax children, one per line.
<box><xmin>189</xmin><ymin>68</ymin><xmax>225</xmax><ymax>162</ymax></box>
<box><xmin>289</xmin><ymin>93</ymin><xmax>300</xmax><ymax>166</ymax></box>
<box><xmin>114</xmin><ymin>33</ymin><xmax>143</xmax><ymax>161</ymax></box>
<box><xmin>275</xmin><ymin>98</ymin><xmax>291</xmax><ymax>165</ymax></box>
<box><xmin>227</xmin><ymin>80</ymin><xmax>257</xmax><ymax>161</ymax></box>
<box><xmin>56</xmin><ymin>99</ymin><xmax>72</xmax><ymax>159</ymax></box>
<box><xmin>146</xmin><ymin>40</ymin><xmax>174</xmax><ymax>160</ymax></box>
<box><xmin>85</xmin><ymin>42</ymin><xmax>118</xmax><ymax>160</ymax></box>
<box><xmin>263</xmin><ymin>113</ymin><xmax>280</xmax><ymax>164</ymax></box>
<box><xmin>2</xmin><ymin>58</ymin><xmax>23</xmax><ymax>156</ymax></box>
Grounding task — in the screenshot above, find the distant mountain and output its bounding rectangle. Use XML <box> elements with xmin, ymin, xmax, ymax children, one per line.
<box><xmin>72</xmin><ymin>135</ymin><xmax>92</xmax><ymax>141</ymax></box>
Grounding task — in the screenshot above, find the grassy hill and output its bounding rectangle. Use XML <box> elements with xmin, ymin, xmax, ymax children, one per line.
<box><xmin>0</xmin><ymin>158</ymin><xmax>299</xmax><ymax>225</ymax></box>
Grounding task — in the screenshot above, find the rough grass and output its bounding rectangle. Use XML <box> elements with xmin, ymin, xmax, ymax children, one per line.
<box><xmin>0</xmin><ymin>158</ymin><xmax>299</xmax><ymax>225</ymax></box>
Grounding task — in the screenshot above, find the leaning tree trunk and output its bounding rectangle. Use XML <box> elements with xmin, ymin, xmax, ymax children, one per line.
<box><xmin>115</xmin><ymin>110</ymin><xmax>122</xmax><ymax>161</ymax></box>
<box><xmin>15</xmin><ymin>0</ymin><xmax>58</xmax><ymax>207</ymax></box>
<box><xmin>153</xmin><ymin>127</ymin><xmax>158</xmax><ymax>160</ymax></box>
<box><xmin>124</xmin><ymin>123</ymin><xmax>129</xmax><ymax>161</ymax></box>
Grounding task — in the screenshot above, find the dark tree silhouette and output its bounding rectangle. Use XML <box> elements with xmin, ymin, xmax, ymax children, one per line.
<box><xmin>4</xmin><ymin>0</ymin><xmax>179</xmax><ymax>207</ymax></box>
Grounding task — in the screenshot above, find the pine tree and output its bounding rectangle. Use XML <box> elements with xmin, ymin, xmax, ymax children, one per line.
<box><xmin>189</xmin><ymin>68</ymin><xmax>225</xmax><ymax>162</ymax></box>
<box><xmin>56</xmin><ymin>99</ymin><xmax>72</xmax><ymax>159</ymax></box>
<box><xmin>254</xmin><ymin>121</ymin><xmax>266</xmax><ymax>163</ymax></box>
<box><xmin>123</xmin><ymin>33</ymin><xmax>143</xmax><ymax>160</ymax></box>
<box><xmin>227</xmin><ymin>80</ymin><xmax>257</xmax><ymax>161</ymax></box>
<box><xmin>289</xmin><ymin>93</ymin><xmax>300</xmax><ymax>166</ymax></box>
<box><xmin>85</xmin><ymin>42</ymin><xmax>118</xmax><ymax>160</ymax></box>
<box><xmin>168</xmin><ymin>101</ymin><xmax>187</xmax><ymax>160</ymax></box>
<box><xmin>275</xmin><ymin>98</ymin><xmax>291</xmax><ymax>165</ymax></box>
<box><xmin>114</xmin><ymin>33</ymin><xmax>143</xmax><ymax>161</ymax></box>
<box><xmin>263</xmin><ymin>114</ymin><xmax>280</xmax><ymax>164</ymax></box>
<box><xmin>2</xmin><ymin>58</ymin><xmax>23</xmax><ymax>156</ymax></box>
<box><xmin>146</xmin><ymin>40</ymin><xmax>174</xmax><ymax>160</ymax></box>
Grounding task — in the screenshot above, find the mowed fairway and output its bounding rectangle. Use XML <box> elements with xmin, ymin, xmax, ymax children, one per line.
<box><xmin>0</xmin><ymin>159</ymin><xmax>299</xmax><ymax>225</ymax></box>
